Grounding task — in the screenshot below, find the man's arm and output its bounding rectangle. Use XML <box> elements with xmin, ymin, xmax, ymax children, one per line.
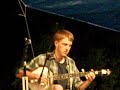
<box><xmin>16</xmin><ymin>69</ymin><xmax>40</xmax><ymax>79</ymax></box>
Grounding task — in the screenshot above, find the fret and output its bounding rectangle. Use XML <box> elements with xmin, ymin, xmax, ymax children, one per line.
<box><xmin>53</xmin><ymin>74</ymin><xmax>68</xmax><ymax>80</ymax></box>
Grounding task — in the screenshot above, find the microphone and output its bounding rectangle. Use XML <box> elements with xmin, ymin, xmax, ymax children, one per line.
<box><xmin>24</xmin><ymin>37</ymin><xmax>31</xmax><ymax>45</ymax></box>
<box><xmin>23</xmin><ymin>37</ymin><xmax>31</xmax><ymax>59</ymax></box>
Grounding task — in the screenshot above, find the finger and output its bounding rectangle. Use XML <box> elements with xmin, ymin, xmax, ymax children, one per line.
<box><xmin>41</xmin><ymin>77</ymin><xmax>48</xmax><ymax>84</ymax></box>
<box><xmin>85</xmin><ymin>73</ymin><xmax>95</xmax><ymax>81</ymax></box>
<box><xmin>90</xmin><ymin>69</ymin><xmax>94</xmax><ymax>72</ymax></box>
<box><xmin>87</xmin><ymin>74</ymin><xmax>93</xmax><ymax>80</ymax></box>
<box><xmin>90</xmin><ymin>71</ymin><xmax>96</xmax><ymax>79</ymax></box>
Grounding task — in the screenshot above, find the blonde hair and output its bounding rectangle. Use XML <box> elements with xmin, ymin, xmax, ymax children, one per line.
<box><xmin>53</xmin><ymin>29</ymin><xmax>74</xmax><ymax>42</ymax></box>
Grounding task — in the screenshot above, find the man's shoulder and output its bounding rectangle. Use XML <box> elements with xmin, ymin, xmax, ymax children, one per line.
<box><xmin>31</xmin><ymin>53</ymin><xmax>47</xmax><ymax>61</ymax></box>
<box><xmin>34</xmin><ymin>52</ymin><xmax>53</xmax><ymax>59</ymax></box>
<box><xmin>66</xmin><ymin>56</ymin><xmax>75</xmax><ymax>63</ymax></box>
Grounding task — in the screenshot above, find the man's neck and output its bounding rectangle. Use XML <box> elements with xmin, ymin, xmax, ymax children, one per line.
<box><xmin>54</xmin><ymin>54</ymin><xmax>65</xmax><ymax>64</ymax></box>
<box><xmin>59</xmin><ymin>58</ymin><xmax>65</xmax><ymax>64</ymax></box>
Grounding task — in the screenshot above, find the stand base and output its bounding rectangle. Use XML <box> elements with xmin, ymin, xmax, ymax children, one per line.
<box><xmin>22</xmin><ymin>76</ymin><xmax>29</xmax><ymax>90</ymax></box>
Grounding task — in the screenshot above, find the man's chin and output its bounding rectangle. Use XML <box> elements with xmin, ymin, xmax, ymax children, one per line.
<box><xmin>62</xmin><ymin>54</ymin><xmax>67</xmax><ymax>57</ymax></box>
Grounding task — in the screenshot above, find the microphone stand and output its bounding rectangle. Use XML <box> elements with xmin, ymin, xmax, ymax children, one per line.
<box><xmin>17</xmin><ymin>0</ymin><xmax>35</xmax><ymax>90</ymax></box>
<box><xmin>38</xmin><ymin>52</ymin><xmax>50</xmax><ymax>83</ymax></box>
<box><xmin>22</xmin><ymin>38</ymin><xmax>31</xmax><ymax>90</ymax></box>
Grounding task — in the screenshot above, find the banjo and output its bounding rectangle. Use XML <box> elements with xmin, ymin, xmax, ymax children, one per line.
<box><xmin>28</xmin><ymin>67</ymin><xmax>111</xmax><ymax>90</ymax></box>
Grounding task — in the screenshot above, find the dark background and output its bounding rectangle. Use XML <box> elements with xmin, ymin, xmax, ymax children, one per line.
<box><xmin>1</xmin><ymin>0</ymin><xmax>120</xmax><ymax>90</ymax></box>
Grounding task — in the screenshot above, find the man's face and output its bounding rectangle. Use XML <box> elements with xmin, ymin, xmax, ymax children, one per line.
<box><xmin>55</xmin><ymin>37</ymin><xmax>72</xmax><ymax>57</ymax></box>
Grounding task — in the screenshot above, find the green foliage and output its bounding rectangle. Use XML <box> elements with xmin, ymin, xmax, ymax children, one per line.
<box><xmin>81</xmin><ymin>48</ymin><xmax>120</xmax><ymax>90</ymax></box>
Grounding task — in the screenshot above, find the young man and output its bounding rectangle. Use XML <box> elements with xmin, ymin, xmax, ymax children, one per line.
<box><xmin>16</xmin><ymin>29</ymin><xmax>96</xmax><ymax>90</ymax></box>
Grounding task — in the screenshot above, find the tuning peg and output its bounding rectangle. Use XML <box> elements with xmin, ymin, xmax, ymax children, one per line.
<box><xmin>101</xmin><ymin>69</ymin><xmax>107</xmax><ymax>75</ymax></box>
<box><xmin>94</xmin><ymin>70</ymin><xmax>99</xmax><ymax>75</ymax></box>
<box><xmin>106</xmin><ymin>69</ymin><xmax>111</xmax><ymax>75</ymax></box>
<box><xmin>81</xmin><ymin>68</ymin><xmax>85</xmax><ymax>73</ymax></box>
<box><xmin>100</xmin><ymin>69</ymin><xmax>111</xmax><ymax>75</ymax></box>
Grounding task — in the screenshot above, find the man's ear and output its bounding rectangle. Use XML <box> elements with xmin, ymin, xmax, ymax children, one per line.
<box><xmin>54</xmin><ymin>41</ymin><xmax>58</xmax><ymax>46</ymax></box>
